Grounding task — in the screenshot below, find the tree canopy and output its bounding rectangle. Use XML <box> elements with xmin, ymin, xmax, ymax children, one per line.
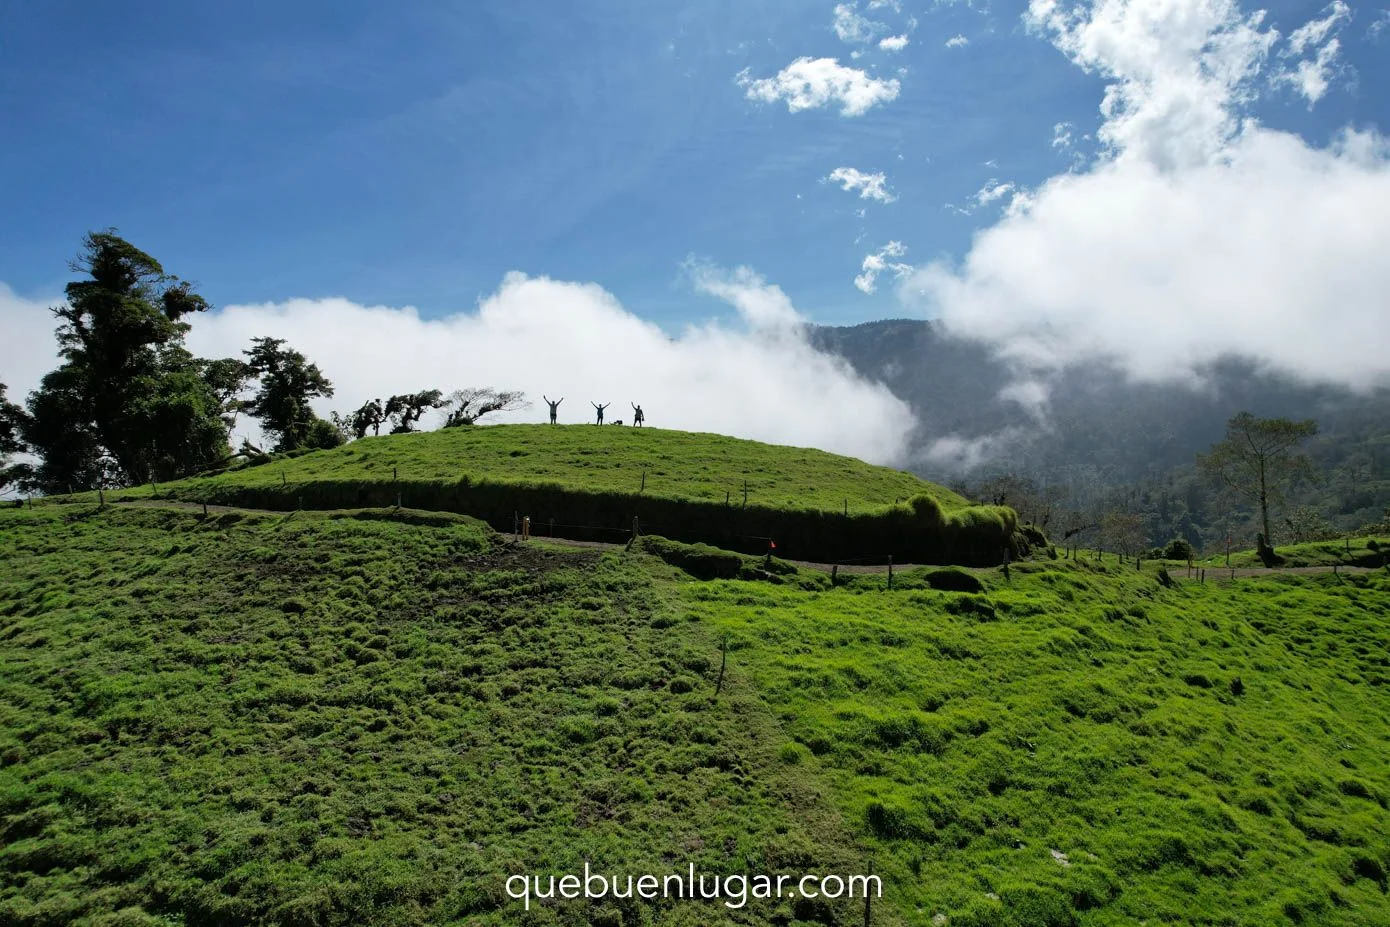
<box><xmin>1197</xmin><ymin>411</ymin><xmax>1318</xmax><ymax>546</ymax></box>
<box><xmin>19</xmin><ymin>231</ymin><xmax>241</xmax><ymax>492</ymax></box>
<box><xmin>241</xmin><ymin>337</ymin><xmax>336</xmax><ymax>452</ymax></box>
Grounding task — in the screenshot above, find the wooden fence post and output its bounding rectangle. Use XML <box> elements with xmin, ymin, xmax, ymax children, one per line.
<box><xmin>831</xmin><ymin>564</ymin><xmax>838</xmax><ymax>586</ymax></box>
<box><xmin>888</xmin><ymin>555</ymin><xmax>894</xmax><ymax>590</ymax></box>
<box><xmin>742</xmin><ymin>479</ymin><xmax>748</xmax><ymax>507</ymax></box>
<box><xmin>640</xmin><ymin>470</ymin><xmax>646</xmax><ymax>492</ymax></box>
<box><xmin>714</xmin><ymin>634</ymin><xmax>728</xmax><ymax>701</ymax></box>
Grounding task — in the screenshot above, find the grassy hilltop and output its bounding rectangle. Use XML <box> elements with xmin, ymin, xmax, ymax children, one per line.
<box><xmin>160</xmin><ymin>425</ymin><xmax>970</xmax><ymax>513</ymax></box>
<box><xmin>106</xmin><ymin>426</ymin><xmax>1016</xmax><ymax>566</ymax></box>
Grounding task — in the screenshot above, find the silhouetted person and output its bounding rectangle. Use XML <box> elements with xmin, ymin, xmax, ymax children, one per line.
<box><xmin>591</xmin><ymin>401</ymin><xmax>610</xmax><ymax>424</ymax></box>
<box><xmin>631</xmin><ymin>403</ymin><xmax>645</xmax><ymax>427</ymax></box>
<box><xmin>543</xmin><ymin>395</ymin><xmax>563</xmax><ymax>424</ymax></box>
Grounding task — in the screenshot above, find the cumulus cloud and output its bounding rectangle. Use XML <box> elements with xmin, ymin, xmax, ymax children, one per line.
<box><xmin>879</xmin><ymin>34</ymin><xmax>911</xmax><ymax>51</ymax></box>
<box><xmin>739</xmin><ymin>58</ymin><xmax>901</xmax><ymax>116</ymax></box>
<box><xmin>903</xmin><ymin>0</ymin><xmax>1390</xmax><ymax>401</ymax></box>
<box><xmin>1278</xmin><ymin>1</ymin><xmax>1351</xmax><ymax>105</ymax></box>
<box><xmin>1371</xmin><ymin>10</ymin><xmax>1390</xmax><ymax>40</ymax></box>
<box><xmin>1052</xmin><ymin>121</ymin><xmax>1073</xmax><ymax>148</ymax></box>
<box><xmin>826</xmin><ymin>166</ymin><xmax>898</xmax><ymax>202</ymax></box>
<box><xmin>833</xmin><ymin>3</ymin><xmax>887</xmax><ymax>43</ymax></box>
<box><xmin>1025</xmin><ymin>0</ymin><xmax>1278</xmax><ymax>170</ymax></box>
<box><xmin>854</xmin><ymin>241</ymin><xmax>912</xmax><ymax>293</ymax></box>
<box><xmin>945</xmin><ymin>34</ymin><xmax>970</xmax><ymax>47</ymax></box>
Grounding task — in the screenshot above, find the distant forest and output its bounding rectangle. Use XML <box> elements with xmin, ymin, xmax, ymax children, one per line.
<box><xmin>814</xmin><ymin>320</ymin><xmax>1390</xmax><ymax>554</ymax></box>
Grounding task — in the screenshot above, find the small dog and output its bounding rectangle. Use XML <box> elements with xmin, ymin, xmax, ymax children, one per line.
<box><xmin>611</xmin><ymin>420</ymin><xmax>624</xmax><ymax>426</ymax></box>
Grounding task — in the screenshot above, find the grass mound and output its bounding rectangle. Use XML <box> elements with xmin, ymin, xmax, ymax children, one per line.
<box><xmin>101</xmin><ymin>425</ymin><xmax>1020</xmax><ymax>566</ymax></box>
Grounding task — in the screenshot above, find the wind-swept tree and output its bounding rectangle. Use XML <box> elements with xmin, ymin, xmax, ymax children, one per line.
<box><xmin>344</xmin><ymin>398</ymin><xmax>386</xmax><ymax>439</ymax></box>
<box><xmin>20</xmin><ymin>231</ymin><xmax>239</xmax><ymax>492</ymax></box>
<box><xmin>1197</xmin><ymin>412</ymin><xmax>1318</xmax><ymax>546</ymax></box>
<box><xmin>440</xmin><ymin>388</ymin><xmax>527</xmax><ymax>427</ymax></box>
<box><xmin>384</xmin><ymin>390</ymin><xmax>445</xmax><ymax>434</ymax></box>
<box><xmin>241</xmin><ymin>337</ymin><xmax>335</xmax><ymax>451</ymax></box>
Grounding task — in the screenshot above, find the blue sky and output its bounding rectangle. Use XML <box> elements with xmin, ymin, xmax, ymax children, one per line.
<box><xmin>2</xmin><ymin>0</ymin><xmax>1379</xmax><ymax>327</ymax></box>
<box><xmin>2</xmin><ymin>0</ymin><xmax>1388</xmax><ymax>467</ymax></box>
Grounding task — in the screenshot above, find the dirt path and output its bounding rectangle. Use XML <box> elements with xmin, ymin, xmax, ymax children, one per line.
<box><xmin>108</xmin><ymin>499</ymin><xmax>1381</xmax><ymax>579</ymax></box>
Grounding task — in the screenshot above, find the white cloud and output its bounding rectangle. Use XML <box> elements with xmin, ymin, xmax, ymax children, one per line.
<box><xmin>739</xmin><ymin>58</ymin><xmax>901</xmax><ymax>116</ymax></box>
<box><xmin>826</xmin><ymin>166</ymin><xmax>898</xmax><ymax>202</ymax></box>
<box><xmin>0</xmin><ymin>285</ymin><xmax>62</xmax><ymax>403</ymax></box>
<box><xmin>868</xmin><ymin>0</ymin><xmax>902</xmax><ymax>10</ymax></box>
<box><xmin>833</xmin><ymin>3</ymin><xmax>887</xmax><ymax>43</ymax></box>
<box><xmin>880</xmin><ymin>34</ymin><xmax>911</xmax><ymax>51</ymax></box>
<box><xmin>945</xmin><ymin>34</ymin><xmax>970</xmax><ymax>47</ymax></box>
<box><xmin>1025</xmin><ymin>0</ymin><xmax>1279</xmax><ymax>170</ymax></box>
<box><xmin>1370</xmin><ymin>11</ymin><xmax>1390</xmax><ymax>40</ymax></box>
<box><xmin>854</xmin><ymin>241</ymin><xmax>912</xmax><ymax>293</ymax></box>
<box><xmin>903</xmin><ymin>0</ymin><xmax>1390</xmax><ymax>396</ymax></box>
<box><xmin>161</xmin><ymin>269</ymin><xmax>912</xmax><ymax>465</ymax></box>
<box><xmin>921</xmin><ymin>428</ymin><xmax>1030</xmax><ymax>470</ymax></box>
<box><xmin>897</xmin><ymin>0</ymin><xmax>1390</xmax><ymax>473</ymax></box>
<box><xmin>1278</xmin><ymin>2</ymin><xmax>1351</xmax><ymax>105</ymax></box>
<box><xmin>1052</xmin><ymin>121</ymin><xmax>1074</xmax><ymax>148</ymax></box>
<box><xmin>1286</xmin><ymin>0</ymin><xmax>1350</xmax><ymax>54</ymax></box>
<box><xmin>974</xmin><ymin>179</ymin><xmax>1016</xmax><ymax>206</ymax></box>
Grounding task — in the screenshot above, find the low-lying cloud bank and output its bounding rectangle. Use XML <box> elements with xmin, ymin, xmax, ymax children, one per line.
<box><xmin>905</xmin><ymin>124</ymin><xmax>1390</xmax><ymax>391</ymax></box>
<box><xmin>4</xmin><ymin>268</ymin><xmax>918</xmax><ymax>467</ymax></box>
<box><xmin>189</xmin><ymin>269</ymin><xmax>915</xmax><ymax>462</ymax></box>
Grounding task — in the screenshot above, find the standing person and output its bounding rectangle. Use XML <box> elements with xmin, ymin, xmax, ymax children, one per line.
<box><xmin>590</xmin><ymin>401</ymin><xmax>610</xmax><ymax>424</ymax></box>
<box><xmin>543</xmin><ymin>395</ymin><xmax>563</xmax><ymax>424</ymax></box>
<box><xmin>630</xmin><ymin>403</ymin><xmax>645</xmax><ymax>427</ymax></box>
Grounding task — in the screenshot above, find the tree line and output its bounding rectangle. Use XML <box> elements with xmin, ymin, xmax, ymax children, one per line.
<box><xmin>955</xmin><ymin>411</ymin><xmax>1372</xmax><ymax>557</ymax></box>
<box><xmin>0</xmin><ymin>232</ymin><xmax>524</xmax><ymax>497</ymax></box>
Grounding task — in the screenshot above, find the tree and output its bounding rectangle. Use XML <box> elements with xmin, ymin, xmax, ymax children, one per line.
<box><xmin>343</xmin><ymin>398</ymin><xmax>386</xmax><ymax>439</ymax></box>
<box><xmin>1197</xmin><ymin>412</ymin><xmax>1318</xmax><ymax>547</ymax></box>
<box><xmin>0</xmin><ymin>383</ymin><xmax>33</xmax><ymax>493</ymax></box>
<box><xmin>440</xmin><ymin>388</ymin><xmax>528</xmax><ymax>427</ymax></box>
<box><xmin>384</xmin><ymin>390</ymin><xmax>445</xmax><ymax>434</ymax></box>
<box><xmin>1100</xmin><ymin>510</ymin><xmax>1148</xmax><ymax>560</ymax></box>
<box><xmin>242</xmin><ymin>337</ymin><xmax>335</xmax><ymax>452</ymax></box>
<box><xmin>20</xmin><ymin>232</ymin><xmax>237</xmax><ymax>492</ymax></box>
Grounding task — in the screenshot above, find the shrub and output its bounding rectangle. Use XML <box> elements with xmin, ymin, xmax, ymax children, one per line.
<box><xmin>1162</xmin><ymin>537</ymin><xmax>1195</xmax><ymax>561</ymax></box>
<box><xmin>923</xmin><ymin>568</ymin><xmax>985</xmax><ymax>593</ymax></box>
<box><xmin>640</xmin><ymin>536</ymin><xmax>743</xmax><ymax>580</ymax></box>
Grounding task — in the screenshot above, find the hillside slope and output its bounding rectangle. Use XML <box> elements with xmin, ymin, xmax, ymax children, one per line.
<box><xmin>0</xmin><ymin>505</ymin><xmax>868</xmax><ymax>926</ymax></box>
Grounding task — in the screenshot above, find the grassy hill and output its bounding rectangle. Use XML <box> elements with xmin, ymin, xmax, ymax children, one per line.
<box><xmin>3</xmin><ymin>500</ymin><xmax>1388</xmax><ymax>925</ymax></box>
<box><xmin>169</xmin><ymin>425</ymin><xmax>969</xmax><ymax>513</ymax></box>
<box><xmin>105</xmin><ymin>426</ymin><xmax>1016</xmax><ymax>566</ymax></box>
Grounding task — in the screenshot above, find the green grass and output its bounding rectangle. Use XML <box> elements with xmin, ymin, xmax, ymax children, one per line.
<box><xmin>676</xmin><ymin>557</ymin><xmax>1390</xmax><ymax>925</ymax></box>
<box><xmin>1204</xmin><ymin>536</ymin><xmax>1390</xmax><ymax>569</ymax></box>
<box><xmin>0</xmin><ymin>506</ymin><xmax>866</xmax><ymax>926</ymax></box>
<box><xmin>120</xmin><ymin>424</ymin><xmax>969</xmax><ymax>514</ymax></box>
<box><xmin>5</xmin><ymin>501</ymin><xmax>1389</xmax><ymax>926</ymax></box>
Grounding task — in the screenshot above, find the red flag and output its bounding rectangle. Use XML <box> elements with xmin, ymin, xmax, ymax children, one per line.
<box><xmin>769</xmin><ymin>540</ymin><xmax>777</xmax><ymax>549</ymax></box>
